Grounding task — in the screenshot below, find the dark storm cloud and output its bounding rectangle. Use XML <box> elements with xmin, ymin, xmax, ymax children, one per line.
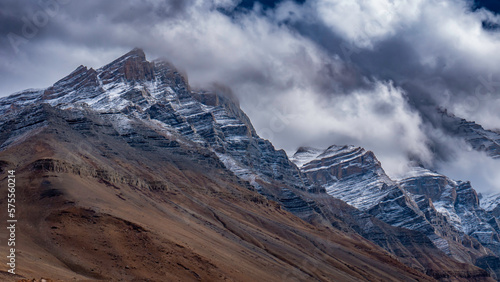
<box><xmin>0</xmin><ymin>0</ymin><xmax>194</xmax><ymax>55</ymax></box>
<box><xmin>0</xmin><ymin>0</ymin><xmax>46</xmax><ymax>51</ymax></box>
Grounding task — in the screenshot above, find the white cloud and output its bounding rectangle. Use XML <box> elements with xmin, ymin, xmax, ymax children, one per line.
<box><xmin>440</xmin><ymin>148</ymin><xmax>500</xmax><ymax>193</ymax></box>
<box><xmin>313</xmin><ymin>0</ymin><xmax>424</xmax><ymax>48</ymax></box>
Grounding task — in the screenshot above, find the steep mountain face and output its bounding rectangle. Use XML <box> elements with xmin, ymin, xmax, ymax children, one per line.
<box><xmin>0</xmin><ymin>48</ymin><xmax>494</xmax><ymax>281</ymax></box>
<box><xmin>400</xmin><ymin>169</ymin><xmax>500</xmax><ymax>275</ymax></box>
<box><xmin>433</xmin><ymin>108</ymin><xmax>500</xmax><ymax>244</ymax></box>
<box><xmin>292</xmin><ymin>145</ymin><xmax>500</xmax><ymax>278</ymax></box>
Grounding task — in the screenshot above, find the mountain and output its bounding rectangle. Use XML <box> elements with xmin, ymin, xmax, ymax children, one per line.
<box><xmin>399</xmin><ymin>168</ymin><xmax>500</xmax><ymax>276</ymax></box>
<box><xmin>292</xmin><ymin>145</ymin><xmax>500</xmax><ymax>279</ymax></box>
<box><xmin>0</xmin><ymin>48</ymin><xmax>494</xmax><ymax>281</ymax></box>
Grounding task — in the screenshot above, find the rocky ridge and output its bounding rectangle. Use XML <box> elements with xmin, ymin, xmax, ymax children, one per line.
<box><xmin>292</xmin><ymin>145</ymin><xmax>500</xmax><ymax>278</ymax></box>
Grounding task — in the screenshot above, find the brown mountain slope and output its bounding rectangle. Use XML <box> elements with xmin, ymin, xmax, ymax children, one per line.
<box><xmin>0</xmin><ymin>120</ymin><xmax>440</xmax><ymax>281</ymax></box>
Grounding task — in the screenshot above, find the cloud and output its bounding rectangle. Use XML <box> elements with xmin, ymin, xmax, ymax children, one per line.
<box><xmin>300</xmin><ymin>0</ymin><xmax>500</xmax><ymax>131</ymax></box>
<box><xmin>313</xmin><ymin>0</ymin><xmax>424</xmax><ymax>48</ymax></box>
<box><xmin>271</xmin><ymin>0</ymin><xmax>500</xmax><ymax>189</ymax></box>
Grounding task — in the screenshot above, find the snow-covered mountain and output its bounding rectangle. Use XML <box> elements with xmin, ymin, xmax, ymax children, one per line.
<box><xmin>1</xmin><ymin>48</ymin><xmax>330</xmax><ymax>231</ymax></box>
<box><xmin>1</xmin><ymin>48</ymin><xmax>313</xmax><ymax>206</ymax></box>
<box><xmin>1</xmin><ymin>48</ymin><xmax>498</xmax><ymax>280</ymax></box>
<box><xmin>292</xmin><ymin>145</ymin><xmax>500</xmax><ymax>278</ymax></box>
<box><xmin>400</xmin><ymin>168</ymin><xmax>500</xmax><ymax>259</ymax></box>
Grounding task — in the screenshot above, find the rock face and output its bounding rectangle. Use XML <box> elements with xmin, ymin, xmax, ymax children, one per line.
<box><xmin>0</xmin><ymin>48</ymin><xmax>496</xmax><ymax>281</ymax></box>
<box><xmin>292</xmin><ymin>145</ymin><xmax>500</xmax><ymax>279</ymax></box>
<box><xmin>293</xmin><ymin>145</ymin><xmax>397</xmax><ymax>211</ymax></box>
<box><xmin>400</xmin><ymin>169</ymin><xmax>500</xmax><ymax>278</ymax></box>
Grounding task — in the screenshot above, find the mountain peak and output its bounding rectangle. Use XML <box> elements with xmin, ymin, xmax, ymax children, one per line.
<box><xmin>295</xmin><ymin>146</ymin><xmax>320</xmax><ymax>154</ymax></box>
<box><xmin>100</xmin><ymin>48</ymin><xmax>147</xmax><ymax>70</ymax></box>
<box><xmin>125</xmin><ymin>47</ymin><xmax>146</xmax><ymax>59</ymax></box>
<box><xmin>290</xmin><ymin>147</ymin><xmax>323</xmax><ymax>168</ymax></box>
<box><xmin>99</xmin><ymin>48</ymin><xmax>154</xmax><ymax>83</ymax></box>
